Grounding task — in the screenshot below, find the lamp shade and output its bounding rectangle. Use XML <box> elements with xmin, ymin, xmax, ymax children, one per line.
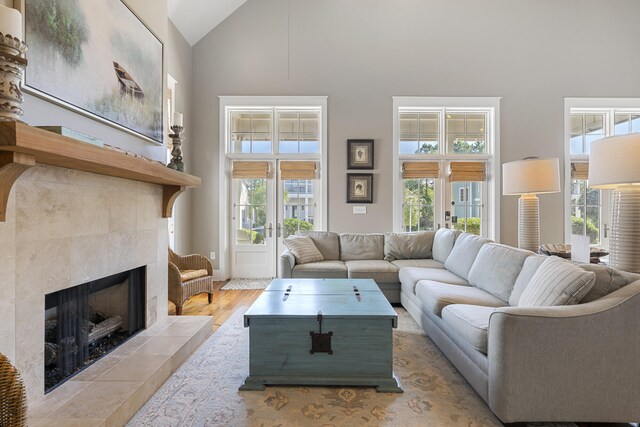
<box><xmin>502</xmin><ymin>157</ymin><xmax>560</xmax><ymax>195</ymax></box>
<box><xmin>589</xmin><ymin>133</ymin><xmax>640</xmax><ymax>189</ymax></box>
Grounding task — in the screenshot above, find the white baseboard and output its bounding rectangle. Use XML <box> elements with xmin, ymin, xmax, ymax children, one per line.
<box><xmin>213</xmin><ymin>270</ymin><xmax>227</xmax><ymax>281</ymax></box>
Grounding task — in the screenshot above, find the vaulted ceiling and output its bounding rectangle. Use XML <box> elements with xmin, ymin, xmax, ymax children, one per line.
<box><xmin>167</xmin><ymin>0</ymin><xmax>247</xmax><ymax>46</ymax></box>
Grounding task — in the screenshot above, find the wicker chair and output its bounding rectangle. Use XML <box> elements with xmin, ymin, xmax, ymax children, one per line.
<box><xmin>0</xmin><ymin>353</ymin><xmax>27</xmax><ymax>427</ymax></box>
<box><xmin>168</xmin><ymin>248</ymin><xmax>215</xmax><ymax>315</ymax></box>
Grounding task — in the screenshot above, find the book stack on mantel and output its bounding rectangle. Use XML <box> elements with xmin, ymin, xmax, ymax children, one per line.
<box><xmin>36</xmin><ymin>126</ymin><xmax>104</xmax><ymax>147</ymax></box>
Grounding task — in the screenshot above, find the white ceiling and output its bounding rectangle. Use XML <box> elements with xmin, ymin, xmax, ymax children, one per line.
<box><xmin>168</xmin><ymin>0</ymin><xmax>247</xmax><ymax>46</ymax></box>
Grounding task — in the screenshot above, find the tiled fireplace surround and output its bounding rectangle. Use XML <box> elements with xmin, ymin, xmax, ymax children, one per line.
<box><xmin>0</xmin><ymin>164</ymin><xmax>170</xmax><ymax>404</ymax></box>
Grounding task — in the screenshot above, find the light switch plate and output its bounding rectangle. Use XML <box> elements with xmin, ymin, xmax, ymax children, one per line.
<box><xmin>353</xmin><ymin>206</ymin><xmax>367</xmax><ymax>214</ymax></box>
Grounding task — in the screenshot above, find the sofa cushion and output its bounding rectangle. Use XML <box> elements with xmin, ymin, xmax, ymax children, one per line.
<box><xmin>579</xmin><ymin>263</ymin><xmax>640</xmax><ymax>303</ymax></box>
<box><xmin>345</xmin><ymin>260</ymin><xmax>399</xmax><ymax>283</ymax></box>
<box><xmin>284</xmin><ymin>235</ymin><xmax>324</xmax><ymax>264</ymax></box>
<box><xmin>384</xmin><ymin>231</ymin><xmax>436</xmax><ymax>261</ymax></box>
<box><xmin>180</xmin><ymin>269</ymin><xmax>209</xmax><ymax>281</ymax></box>
<box><xmin>292</xmin><ymin>261</ymin><xmax>348</xmax><ymax>279</ymax></box>
<box><xmin>339</xmin><ymin>233</ymin><xmax>385</xmax><ymax>261</ymax></box>
<box><xmin>519</xmin><ymin>256</ymin><xmax>596</xmax><ymax>307</ymax></box>
<box><xmin>442</xmin><ymin>304</ymin><xmax>495</xmax><ymax>354</ymax></box>
<box><xmin>509</xmin><ymin>254</ymin><xmax>546</xmax><ymax>306</ymax></box>
<box><xmin>443</xmin><ymin>233</ymin><xmax>492</xmax><ymax>281</ymax></box>
<box><xmin>299</xmin><ymin>231</ymin><xmax>340</xmax><ymax>261</ymax></box>
<box><xmin>391</xmin><ymin>259</ymin><xmax>444</xmax><ymax>269</ymax></box>
<box><xmin>415</xmin><ymin>280</ymin><xmax>507</xmax><ymax>317</ymax></box>
<box><xmin>399</xmin><ymin>267</ymin><xmax>468</xmax><ymax>295</ymax></box>
<box><xmin>468</xmin><ymin>243</ymin><xmax>532</xmax><ymax>302</ymax></box>
<box><xmin>432</xmin><ymin>228</ymin><xmax>460</xmax><ymax>263</ymax></box>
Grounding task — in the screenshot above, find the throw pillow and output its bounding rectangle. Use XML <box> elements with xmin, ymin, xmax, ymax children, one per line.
<box><xmin>384</xmin><ymin>231</ymin><xmax>436</xmax><ymax>261</ymax></box>
<box><xmin>443</xmin><ymin>233</ymin><xmax>492</xmax><ymax>281</ymax></box>
<box><xmin>283</xmin><ymin>235</ymin><xmax>324</xmax><ymax>264</ymax></box>
<box><xmin>518</xmin><ymin>256</ymin><xmax>596</xmax><ymax>307</ymax></box>
<box><xmin>508</xmin><ymin>254</ymin><xmax>546</xmax><ymax>306</ymax></box>
<box><xmin>578</xmin><ymin>263</ymin><xmax>636</xmax><ymax>303</ymax></box>
<box><xmin>467</xmin><ymin>243</ymin><xmax>532</xmax><ymax>302</ymax></box>
<box><xmin>432</xmin><ymin>228</ymin><xmax>460</xmax><ymax>264</ymax></box>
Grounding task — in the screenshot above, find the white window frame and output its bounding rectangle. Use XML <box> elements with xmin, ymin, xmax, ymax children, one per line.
<box><xmin>563</xmin><ymin>98</ymin><xmax>640</xmax><ymax>246</ymax></box>
<box><xmin>218</xmin><ymin>96</ymin><xmax>328</xmax><ymax>280</ymax></box>
<box><xmin>392</xmin><ymin>97</ymin><xmax>501</xmax><ymax>241</ymax></box>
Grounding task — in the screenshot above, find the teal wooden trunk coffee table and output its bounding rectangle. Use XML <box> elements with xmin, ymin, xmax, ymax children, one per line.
<box><xmin>239</xmin><ymin>278</ymin><xmax>403</xmax><ymax>393</ymax></box>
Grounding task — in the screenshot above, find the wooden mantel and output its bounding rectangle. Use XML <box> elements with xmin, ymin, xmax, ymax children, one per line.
<box><xmin>0</xmin><ymin>121</ymin><xmax>201</xmax><ymax>221</ymax></box>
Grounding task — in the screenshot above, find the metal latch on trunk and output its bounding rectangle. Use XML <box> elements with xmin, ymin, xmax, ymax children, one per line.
<box><xmin>310</xmin><ymin>311</ymin><xmax>333</xmax><ymax>355</ymax></box>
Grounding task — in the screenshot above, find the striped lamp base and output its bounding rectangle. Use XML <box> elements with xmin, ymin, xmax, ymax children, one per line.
<box><xmin>609</xmin><ymin>186</ymin><xmax>640</xmax><ymax>273</ymax></box>
<box><xmin>518</xmin><ymin>194</ymin><xmax>540</xmax><ymax>253</ymax></box>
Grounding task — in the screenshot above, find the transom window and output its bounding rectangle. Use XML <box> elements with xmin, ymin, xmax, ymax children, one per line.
<box><xmin>278</xmin><ymin>112</ymin><xmax>320</xmax><ymax>154</ymax></box>
<box><xmin>231</xmin><ymin>111</ymin><xmax>272</xmax><ymax>154</ymax></box>
<box><xmin>230</xmin><ymin>109</ymin><xmax>321</xmax><ymax>155</ymax></box>
<box><xmin>446</xmin><ymin>112</ymin><xmax>487</xmax><ymax>154</ymax></box>
<box><xmin>399</xmin><ymin>112</ymin><xmax>439</xmax><ymax>154</ymax></box>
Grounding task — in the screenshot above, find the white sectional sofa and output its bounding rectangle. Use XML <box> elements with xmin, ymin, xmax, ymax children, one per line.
<box><xmin>279</xmin><ymin>230</ymin><xmax>441</xmax><ymax>303</ymax></box>
<box><xmin>279</xmin><ymin>228</ymin><xmax>640</xmax><ymax>423</ymax></box>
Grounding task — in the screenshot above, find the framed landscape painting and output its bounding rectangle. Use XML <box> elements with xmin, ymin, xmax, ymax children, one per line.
<box><xmin>24</xmin><ymin>0</ymin><xmax>164</xmax><ymax>144</ymax></box>
<box><xmin>347</xmin><ymin>173</ymin><xmax>373</xmax><ymax>203</ymax></box>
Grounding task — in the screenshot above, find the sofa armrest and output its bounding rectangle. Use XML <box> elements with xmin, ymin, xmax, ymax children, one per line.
<box><xmin>487</xmin><ymin>280</ymin><xmax>640</xmax><ymax>423</ymax></box>
<box><xmin>279</xmin><ymin>250</ymin><xmax>296</xmax><ymax>278</ymax></box>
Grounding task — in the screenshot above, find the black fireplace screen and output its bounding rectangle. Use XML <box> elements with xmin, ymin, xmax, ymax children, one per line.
<box><xmin>44</xmin><ymin>267</ymin><xmax>145</xmax><ymax>393</ymax></box>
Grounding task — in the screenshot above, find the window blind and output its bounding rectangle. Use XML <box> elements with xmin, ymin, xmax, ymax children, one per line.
<box><xmin>232</xmin><ymin>161</ymin><xmax>269</xmax><ymax>179</ymax></box>
<box><xmin>279</xmin><ymin>161</ymin><xmax>317</xmax><ymax>180</ymax></box>
<box><xmin>571</xmin><ymin>162</ymin><xmax>589</xmax><ymax>180</ymax></box>
<box><xmin>449</xmin><ymin>161</ymin><xmax>486</xmax><ymax>182</ymax></box>
<box><xmin>402</xmin><ymin>162</ymin><xmax>440</xmax><ymax>179</ymax></box>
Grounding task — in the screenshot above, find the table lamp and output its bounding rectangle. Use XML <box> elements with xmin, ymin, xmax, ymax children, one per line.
<box><xmin>503</xmin><ymin>157</ymin><xmax>560</xmax><ymax>252</ymax></box>
<box><xmin>589</xmin><ymin>133</ymin><xmax>640</xmax><ymax>273</ymax></box>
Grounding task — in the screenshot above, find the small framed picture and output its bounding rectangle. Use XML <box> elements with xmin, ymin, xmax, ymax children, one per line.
<box><xmin>347</xmin><ymin>139</ymin><xmax>374</xmax><ymax>169</ymax></box>
<box><xmin>347</xmin><ymin>173</ymin><xmax>373</xmax><ymax>203</ymax></box>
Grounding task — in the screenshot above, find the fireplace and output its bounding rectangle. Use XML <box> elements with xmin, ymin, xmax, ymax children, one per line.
<box><xmin>43</xmin><ymin>267</ymin><xmax>146</xmax><ymax>393</ymax></box>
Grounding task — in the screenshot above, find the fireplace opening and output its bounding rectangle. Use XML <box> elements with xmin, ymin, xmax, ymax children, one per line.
<box><xmin>44</xmin><ymin>267</ymin><xmax>146</xmax><ymax>393</ymax></box>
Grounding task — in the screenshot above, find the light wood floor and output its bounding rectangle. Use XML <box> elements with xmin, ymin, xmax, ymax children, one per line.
<box><xmin>167</xmin><ymin>281</ymin><xmax>262</xmax><ymax>332</ymax></box>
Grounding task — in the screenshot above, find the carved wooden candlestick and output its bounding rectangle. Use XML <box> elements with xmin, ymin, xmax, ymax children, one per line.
<box><xmin>167</xmin><ymin>125</ymin><xmax>185</xmax><ymax>172</ymax></box>
<box><xmin>0</xmin><ymin>33</ymin><xmax>27</xmax><ymax>122</ymax></box>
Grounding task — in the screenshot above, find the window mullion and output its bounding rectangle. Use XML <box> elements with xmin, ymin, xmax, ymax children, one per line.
<box><xmin>439</xmin><ymin>108</ymin><xmax>446</xmax><ymax>155</ymax></box>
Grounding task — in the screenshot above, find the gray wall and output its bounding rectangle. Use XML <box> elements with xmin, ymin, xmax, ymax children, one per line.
<box><xmin>167</xmin><ymin>20</ymin><xmax>194</xmax><ymax>253</ymax></box>
<box><xmin>191</xmin><ymin>0</ymin><xmax>640</xmax><ymax>268</ymax></box>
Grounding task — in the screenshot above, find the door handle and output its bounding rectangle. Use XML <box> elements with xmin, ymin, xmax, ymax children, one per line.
<box><xmin>276</xmin><ymin>223</ymin><xmax>282</xmax><ymax>237</ymax></box>
<box><xmin>266</xmin><ymin>223</ymin><xmax>273</xmax><ymax>238</ymax></box>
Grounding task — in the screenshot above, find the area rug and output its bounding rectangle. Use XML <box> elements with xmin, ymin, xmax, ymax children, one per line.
<box><xmin>128</xmin><ymin>308</ymin><xmax>511</xmax><ymax>426</ymax></box>
<box><xmin>221</xmin><ymin>278</ymin><xmax>272</xmax><ymax>290</ymax></box>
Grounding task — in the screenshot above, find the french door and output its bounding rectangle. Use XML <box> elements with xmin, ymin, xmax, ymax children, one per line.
<box><xmin>231</xmin><ymin>165</ymin><xmax>276</xmax><ymax>278</ymax></box>
<box><xmin>402</xmin><ymin>162</ymin><xmax>488</xmax><ymax>236</ymax></box>
<box><xmin>220</xmin><ymin>97</ymin><xmax>327</xmax><ymax>281</ymax></box>
<box><xmin>230</xmin><ymin>160</ymin><xmax>321</xmax><ymax>278</ymax></box>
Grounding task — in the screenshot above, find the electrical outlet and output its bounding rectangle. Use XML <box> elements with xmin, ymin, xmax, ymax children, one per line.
<box><xmin>210</xmin><ymin>252</ymin><xmax>216</xmax><ymax>260</ymax></box>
